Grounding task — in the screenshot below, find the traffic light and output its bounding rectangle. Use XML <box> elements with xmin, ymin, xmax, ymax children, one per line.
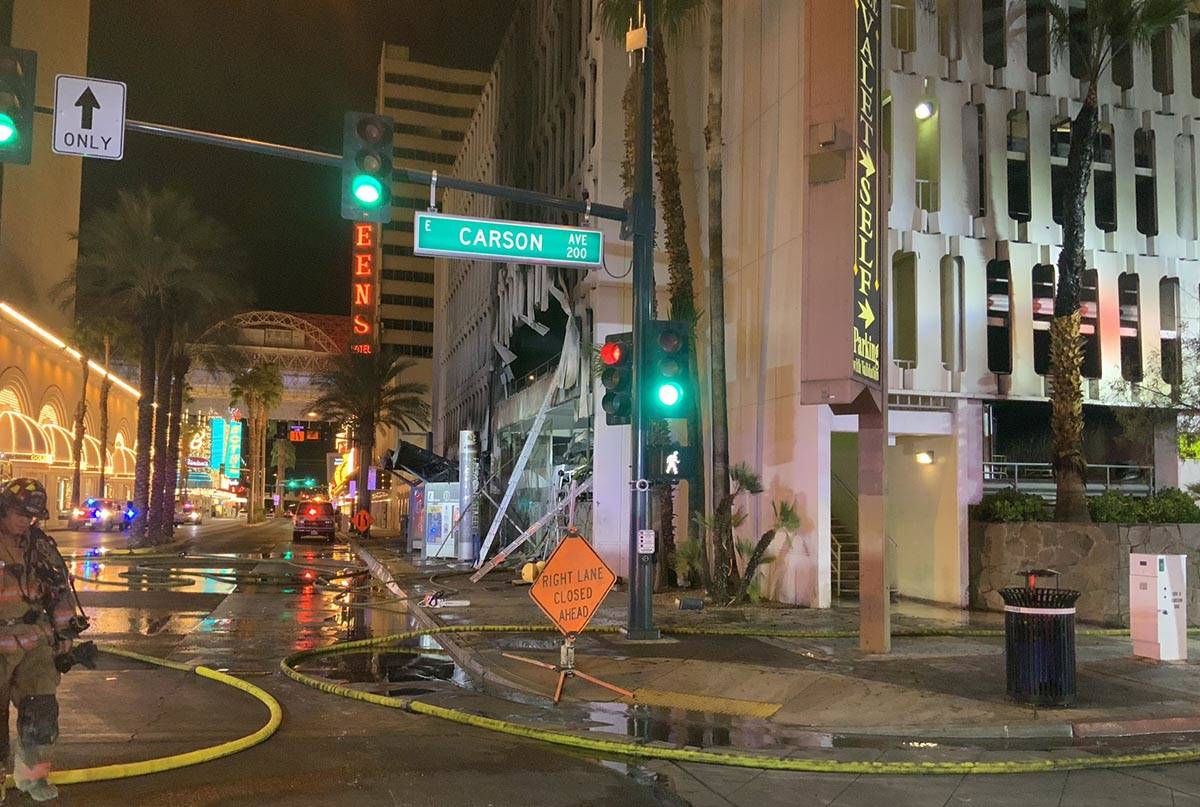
<box><xmin>599</xmin><ymin>331</ymin><xmax>632</xmax><ymax>426</ymax></box>
<box><xmin>341</xmin><ymin>111</ymin><xmax>394</xmax><ymax>223</ymax></box>
<box><xmin>644</xmin><ymin>320</ymin><xmax>692</xmax><ymax>418</ymax></box>
<box><xmin>0</xmin><ymin>47</ymin><xmax>36</xmax><ymax>165</ymax></box>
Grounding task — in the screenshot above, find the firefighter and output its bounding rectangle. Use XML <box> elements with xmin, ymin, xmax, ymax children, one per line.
<box><xmin>0</xmin><ymin>478</ymin><xmax>88</xmax><ymax>801</ymax></box>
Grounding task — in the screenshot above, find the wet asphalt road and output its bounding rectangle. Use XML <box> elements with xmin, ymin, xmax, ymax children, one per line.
<box><xmin>46</xmin><ymin>519</ymin><xmax>681</xmax><ymax>807</ymax></box>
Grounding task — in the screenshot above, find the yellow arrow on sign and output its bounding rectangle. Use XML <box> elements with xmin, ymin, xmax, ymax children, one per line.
<box><xmin>859</xmin><ymin>146</ymin><xmax>876</xmax><ymax>179</ymax></box>
<box><xmin>858</xmin><ymin>299</ymin><xmax>876</xmax><ymax>329</ymax></box>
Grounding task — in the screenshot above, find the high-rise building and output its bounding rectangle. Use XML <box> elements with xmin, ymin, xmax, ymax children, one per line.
<box><xmin>0</xmin><ymin>0</ymin><xmax>90</xmax><ymax>331</ymax></box>
<box><xmin>374</xmin><ymin>44</ymin><xmax>486</xmax><ymax>399</ymax></box>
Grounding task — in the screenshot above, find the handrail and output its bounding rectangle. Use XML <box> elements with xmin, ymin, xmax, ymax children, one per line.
<box><xmin>831</xmin><ymin>471</ymin><xmax>858</xmax><ymax>505</ymax></box>
<box><xmin>983</xmin><ymin>461</ymin><xmax>1154</xmax><ymax>492</ymax></box>
<box><xmin>831</xmin><ymin>532</ymin><xmax>842</xmax><ymax>600</ymax></box>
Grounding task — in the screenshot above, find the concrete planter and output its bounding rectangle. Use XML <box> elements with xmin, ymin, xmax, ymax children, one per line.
<box><xmin>969</xmin><ymin>521</ymin><xmax>1200</xmax><ymax>627</ymax></box>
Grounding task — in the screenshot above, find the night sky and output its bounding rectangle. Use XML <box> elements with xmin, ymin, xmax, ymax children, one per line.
<box><xmin>81</xmin><ymin>1</ymin><xmax>514</xmax><ymax>316</ymax></box>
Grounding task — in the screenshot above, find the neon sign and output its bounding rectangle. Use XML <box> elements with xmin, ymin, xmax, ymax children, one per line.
<box><xmin>350</xmin><ymin>221</ymin><xmax>378</xmax><ymax>355</ymax></box>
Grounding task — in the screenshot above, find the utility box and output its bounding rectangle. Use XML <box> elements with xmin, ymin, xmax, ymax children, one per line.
<box><xmin>407</xmin><ymin>482</ymin><xmax>460</xmax><ymax>559</ymax></box>
<box><xmin>1130</xmin><ymin>553</ymin><xmax>1187</xmax><ymax>662</ymax></box>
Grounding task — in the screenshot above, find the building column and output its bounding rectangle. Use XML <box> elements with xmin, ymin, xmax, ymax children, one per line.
<box><xmin>590</xmin><ymin>283</ymin><xmax>633</xmax><ymax>573</ymax></box>
<box><xmin>953</xmin><ymin>399</ymin><xmax>985</xmax><ymax>607</ymax></box>
<box><xmin>1154</xmin><ymin>412</ymin><xmax>1179</xmax><ymax>490</ymax></box>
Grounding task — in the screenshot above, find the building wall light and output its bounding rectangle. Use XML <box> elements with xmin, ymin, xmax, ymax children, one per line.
<box><xmin>914</xmin><ymin>100</ymin><xmax>936</xmax><ymax>120</ymax></box>
<box><xmin>915</xmin><ymin>451</ymin><xmax>935</xmax><ymax>465</ymax></box>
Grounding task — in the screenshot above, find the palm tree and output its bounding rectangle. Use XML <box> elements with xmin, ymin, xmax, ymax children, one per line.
<box><xmin>72</xmin><ymin>188</ymin><xmax>241</xmax><ymax>545</ymax></box>
<box><xmin>311</xmin><ymin>353</ymin><xmax>430</xmax><ymax>519</ymax></box>
<box><xmin>703</xmin><ymin>0</ymin><xmax>726</xmax><ymax>598</ymax></box>
<box><xmin>96</xmin><ymin>333</ymin><xmax>114</xmax><ymax>499</ymax></box>
<box><xmin>230</xmin><ymin>363</ymin><xmax>283</xmax><ymax>525</ymax></box>
<box><xmin>1046</xmin><ymin>1</ymin><xmax>1187</xmax><ymax>520</ymax></box>
<box><xmin>271</xmin><ymin>438</ymin><xmax>296</xmax><ymax>514</ymax></box>
<box><xmin>69</xmin><ymin>351</ymin><xmax>91</xmax><ymax>508</ymax></box>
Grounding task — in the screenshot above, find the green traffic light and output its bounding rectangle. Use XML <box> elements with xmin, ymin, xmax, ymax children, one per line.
<box><xmin>657</xmin><ymin>382</ymin><xmax>682</xmax><ymax>407</ymax></box>
<box><xmin>0</xmin><ymin>113</ymin><xmax>16</xmax><ymax>146</ymax></box>
<box><xmin>352</xmin><ymin>174</ymin><xmax>384</xmax><ymax>206</ymax></box>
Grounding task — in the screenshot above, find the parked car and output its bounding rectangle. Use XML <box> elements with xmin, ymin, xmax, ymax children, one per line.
<box><xmin>67</xmin><ymin>498</ymin><xmax>123</xmax><ymax>531</ymax></box>
<box><xmin>293</xmin><ymin>501</ymin><xmax>336</xmax><ymax>542</ymax></box>
<box><xmin>173</xmin><ymin>501</ymin><xmax>203</xmax><ymax>526</ymax></box>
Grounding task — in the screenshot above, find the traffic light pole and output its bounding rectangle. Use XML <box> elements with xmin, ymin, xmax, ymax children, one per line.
<box><xmin>626</xmin><ymin>0</ymin><xmax>659</xmax><ymax>641</ymax></box>
<box><xmin>33</xmin><ymin>105</ymin><xmax>627</xmax><ymax>222</ymax></box>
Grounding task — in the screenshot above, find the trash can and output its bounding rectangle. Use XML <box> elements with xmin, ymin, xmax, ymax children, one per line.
<box><xmin>999</xmin><ymin>569</ymin><xmax>1080</xmax><ymax>707</ymax></box>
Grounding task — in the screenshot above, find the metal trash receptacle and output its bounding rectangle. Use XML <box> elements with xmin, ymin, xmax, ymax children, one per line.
<box><xmin>999</xmin><ymin>569</ymin><xmax>1080</xmax><ymax>707</ymax></box>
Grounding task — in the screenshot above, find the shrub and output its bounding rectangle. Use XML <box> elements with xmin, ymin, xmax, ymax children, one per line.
<box><xmin>1089</xmin><ymin>488</ymin><xmax>1200</xmax><ymax>523</ymax></box>
<box><xmin>1138</xmin><ymin>488</ymin><xmax>1200</xmax><ymax>523</ymax></box>
<box><xmin>976</xmin><ymin>489</ymin><xmax>1050</xmax><ymax>522</ymax></box>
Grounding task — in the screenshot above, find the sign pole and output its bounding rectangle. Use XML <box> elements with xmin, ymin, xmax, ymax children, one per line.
<box><xmin>626</xmin><ymin>0</ymin><xmax>659</xmax><ymax>641</ymax></box>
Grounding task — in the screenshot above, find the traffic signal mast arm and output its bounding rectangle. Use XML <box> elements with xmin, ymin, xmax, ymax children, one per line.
<box><xmin>32</xmin><ymin>104</ymin><xmax>627</xmax><ymax>223</ymax></box>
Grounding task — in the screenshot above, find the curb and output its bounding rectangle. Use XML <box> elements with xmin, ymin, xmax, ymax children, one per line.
<box><xmin>351</xmin><ymin>542</ymin><xmax>1200</xmax><ymax>743</ymax></box>
<box><xmin>351</xmin><ymin>542</ymin><xmax>549</xmax><ymax>703</ymax></box>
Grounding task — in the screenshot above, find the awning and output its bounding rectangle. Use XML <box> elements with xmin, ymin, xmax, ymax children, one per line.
<box><xmin>385</xmin><ymin>440</ymin><xmax>457</xmax><ymax>484</ymax></box>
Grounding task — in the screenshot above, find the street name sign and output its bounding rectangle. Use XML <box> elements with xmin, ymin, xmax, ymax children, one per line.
<box><xmin>52</xmin><ymin>75</ymin><xmax>126</xmax><ymax>160</ymax></box>
<box><xmin>529</xmin><ymin>533</ymin><xmax>615</xmax><ymax>636</ymax></box>
<box><xmin>414</xmin><ymin>211</ymin><xmax>603</xmax><ymax>269</ymax></box>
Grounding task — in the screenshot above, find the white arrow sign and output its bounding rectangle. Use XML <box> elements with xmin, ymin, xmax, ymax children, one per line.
<box><xmin>52</xmin><ymin>75</ymin><xmax>126</xmax><ymax>160</ymax></box>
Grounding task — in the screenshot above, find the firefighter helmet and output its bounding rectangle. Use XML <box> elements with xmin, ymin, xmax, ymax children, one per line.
<box><xmin>0</xmin><ymin>478</ymin><xmax>50</xmax><ymax>520</ymax></box>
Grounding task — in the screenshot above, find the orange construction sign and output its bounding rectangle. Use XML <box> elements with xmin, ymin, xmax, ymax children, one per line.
<box><xmin>529</xmin><ymin>532</ymin><xmax>615</xmax><ymax>636</ymax></box>
<box><xmin>352</xmin><ymin>509</ymin><xmax>374</xmax><ymax>532</ymax></box>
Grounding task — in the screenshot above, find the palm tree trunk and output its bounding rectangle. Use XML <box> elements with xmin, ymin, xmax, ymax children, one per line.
<box><xmin>97</xmin><ymin>336</ymin><xmax>112</xmax><ymax>499</ymax></box>
<box><xmin>70</xmin><ymin>354</ymin><xmax>90</xmax><ymax>508</ymax></box>
<box><xmin>161</xmin><ymin>352</ymin><xmax>189</xmax><ymax>540</ymax></box>
<box><xmin>1050</xmin><ymin>91</ymin><xmax>1098</xmax><ymax>522</ymax></box>
<box><xmin>702</xmin><ymin>0</ymin><xmax>725</xmax><ymax>597</ymax></box>
<box><xmin>357</xmin><ymin>419</ymin><xmax>374</xmax><ymax>528</ymax></box>
<box><xmin>621</xmin><ymin>63</ymin><xmax>640</xmax><ymax>194</ymax></box>
<box><xmin>131</xmin><ymin>319</ymin><xmax>158</xmax><ymax>546</ymax></box>
<box><xmin>274</xmin><ymin>439</ymin><xmax>286</xmax><ymax>516</ymax></box>
<box><xmin>650</xmin><ymin>28</ymin><xmax>707</xmax><ymax>577</ymax></box>
<box><xmin>147</xmin><ymin>322</ymin><xmax>174</xmax><ymax>542</ymax></box>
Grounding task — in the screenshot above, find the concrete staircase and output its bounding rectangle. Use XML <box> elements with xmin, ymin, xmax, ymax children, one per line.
<box><xmin>832</xmin><ymin>515</ymin><xmax>859</xmax><ymax>599</ymax></box>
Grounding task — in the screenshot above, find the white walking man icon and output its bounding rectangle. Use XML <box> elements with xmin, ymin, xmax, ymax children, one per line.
<box><xmin>665</xmin><ymin>450</ymin><xmax>680</xmax><ymax>476</ymax></box>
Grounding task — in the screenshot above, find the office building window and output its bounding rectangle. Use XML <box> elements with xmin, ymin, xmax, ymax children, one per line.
<box><xmin>1176</xmin><ymin>135</ymin><xmax>1197</xmax><ymax>239</ymax></box>
<box><xmin>387</xmin><ymin>344</ymin><xmax>434</xmax><ymax>358</ymax></box>
<box><xmin>1152</xmin><ymin>27</ymin><xmax>1175</xmax><ymax>95</ymax></box>
<box><xmin>382</xmin><ymin>244</ymin><xmax>415</xmax><ymax>257</ymax></box>
<box><xmin>893</xmin><ymin>252</ymin><xmax>917</xmax><ymax>367</ymax></box>
<box><xmin>1027</xmin><ymin>0</ymin><xmax>1051</xmax><ymax>75</ymax></box>
<box><xmin>1093</xmin><ymin>125</ymin><xmax>1117</xmax><ymax>233</ymax></box>
<box><xmin>383</xmin><ymin>220</ymin><xmax>414</xmax><ymax>233</ymax></box>
<box><xmin>1051</xmin><ymin>118</ymin><xmax>1070</xmax><ymax>226</ymax></box>
<box><xmin>891</xmin><ymin>1</ymin><xmax>915</xmax><ymax>53</ymax></box>
<box><xmin>938</xmin><ymin>0</ymin><xmax>961</xmax><ymax>61</ymax></box>
<box><xmin>1191</xmin><ymin>13</ymin><xmax>1200</xmax><ymax>99</ymax></box>
<box><xmin>381</xmin><ymin>294</ymin><xmax>434</xmax><ymax>308</ymax></box>
<box><xmin>1162</xmin><ymin>278</ymin><xmax>1183</xmax><ymax>385</ymax></box>
<box><xmin>382</xmin><ymin>97</ymin><xmax>474</xmax><ymax>118</ymax></box>
<box><xmin>1032</xmin><ymin>264</ymin><xmax>1055</xmax><ymax>376</ymax></box>
<box><xmin>382</xmin><ymin>269</ymin><xmax>434</xmax><ymax>284</ymax></box>
<box><xmin>915</xmin><ymin>99</ymin><xmax>940</xmax><ymax>212</ymax></box>
<box><xmin>940</xmin><ymin>256</ymin><xmax>965</xmax><ymax>372</ymax></box>
<box><xmin>983</xmin><ymin>0</ymin><xmax>1007</xmax><ymax>68</ymax></box>
<box><xmin>383</xmin><ymin>72</ymin><xmax>484</xmax><ymax>96</ymax></box>
<box><xmin>1007</xmin><ymin>111</ymin><xmax>1031</xmax><ymax>223</ymax></box>
<box><xmin>986</xmin><ymin>260</ymin><xmax>1012</xmax><ymax>374</ymax></box>
<box><xmin>1135</xmin><ymin>128</ymin><xmax>1158</xmax><ymax>237</ymax></box>
<box><xmin>381</xmin><ymin>318</ymin><xmax>434</xmax><ymax>333</ymax></box>
<box><xmin>963</xmin><ymin>104</ymin><xmax>986</xmax><ymax>218</ymax></box>
<box><xmin>1081</xmin><ymin>269</ymin><xmax>1101</xmax><ymax>379</ymax></box>
<box><xmin>1118</xmin><ymin>272</ymin><xmax>1142</xmax><ymax>382</ymax></box>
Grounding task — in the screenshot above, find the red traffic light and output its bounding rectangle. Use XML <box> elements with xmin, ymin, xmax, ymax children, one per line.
<box><xmin>600</xmin><ymin>342</ymin><xmax>623</xmax><ymax>366</ymax></box>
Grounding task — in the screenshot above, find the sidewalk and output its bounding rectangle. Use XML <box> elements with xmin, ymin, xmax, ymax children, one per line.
<box><xmin>354</xmin><ymin>539</ymin><xmax>1200</xmax><ymax>744</ymax></box>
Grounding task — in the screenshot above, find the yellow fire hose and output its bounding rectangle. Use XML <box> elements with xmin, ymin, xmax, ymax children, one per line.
<box><xmin>281</xmin><ymin>623</ymin><xmax>1200</xmax><ymax>775</ymax></box>
<box><xmin>24</xmin><ymin>645</ymin><xmax>281</xmax><ymax>789</ymax></box>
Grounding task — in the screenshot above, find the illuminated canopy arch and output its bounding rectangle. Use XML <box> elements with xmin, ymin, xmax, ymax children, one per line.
<box><xmin>198</xmin><ymin>311</ymin><xmax>341</xmax><ymax>354</ymax></box>
<box><xmin>0</xmin><ymin>411</ymin><xmax>50</xmax><ymax>460</ymax></box>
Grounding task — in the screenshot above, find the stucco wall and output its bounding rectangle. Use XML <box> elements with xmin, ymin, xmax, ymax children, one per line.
<box><xmin>970</xmin><ymin>521</ymin><xmax>1200</xmax><ymax>627</ymax></box>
